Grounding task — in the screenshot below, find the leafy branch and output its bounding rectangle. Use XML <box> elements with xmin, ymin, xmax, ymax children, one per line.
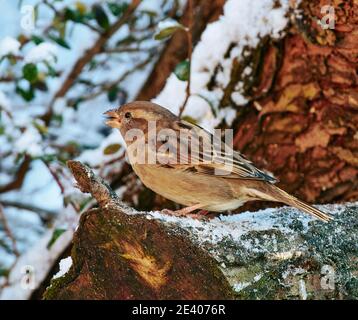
<box><xmin>154</xmin><ymin>0</ymin><xmax>194</xmax><ymax>118</ymax></box>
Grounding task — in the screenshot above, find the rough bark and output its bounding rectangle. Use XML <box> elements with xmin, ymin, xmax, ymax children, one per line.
<box><xmin>44</xmin><ymin>161</ymin><xmax>357</xmax><ymax>300</ymax></box>
<box><xmin>229</xmin><ymin>0</ymin><xmax>358</xmax><ymax>208</ymax></box>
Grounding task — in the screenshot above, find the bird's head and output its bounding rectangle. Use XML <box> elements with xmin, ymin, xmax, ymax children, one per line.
<box><xmin>104</xmin><ymin>101</ymin><xmax>177</xmax><ymax>137</ymax></box>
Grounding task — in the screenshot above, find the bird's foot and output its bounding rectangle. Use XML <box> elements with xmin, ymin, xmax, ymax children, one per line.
<box><xmin>161</xmin><ymin>204</ymin><xmax>207</xmax><ymax>220</ymax></box>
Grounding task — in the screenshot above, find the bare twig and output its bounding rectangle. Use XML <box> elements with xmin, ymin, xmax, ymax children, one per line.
<box><xmin>75</xmin><ymin>52</ymin><xmax>156</xmax><ymax>103</ymax></box>
<box><xmin>0</xmin><ymin>204</ymin><xmax>19</xmax><ymax>257</ymax></box>
<box><xmin>178</xmin><ymin>0</ymin><xmax>193</xmax><ymax>118</ymax></box>
<box><xmin>42</xmin><ymin>161</ymin><xmax>80</xmax><ymax>213</ymax></box>
<box><xmin>0</xmin><ymin>76</ymin><xmax>17</xmax><ymax>83</ymax></box>
<box><xmin>42</xmin><ymin>0</ymin><xmax>59</xmax><ymax>15</ymax></box>
<box><xmin>42</xmin><ymin>0</ymin><xmax>101</xmax><ymax>33</ymax></box>
<box><xmin>92</xmin><ymin>153</ymin><xmax>126</xmax><ymax>170</ymax></box>
<box><xmin>43</xmin><ymin>0</ymin><xmax>141</xmax><ymax>124</ymax></box>
<box><xmin>67</xmin><ymin>160</ymin><xmax>123</xmax><ymax>209</ymax></box>
<box><xmin>0</xmin><ymin>155</ymin><xmax>31</xmax><ymax>194</ymax></box>
<box><xmin>105</xmin><ymin>47</ymin><xmax>144</xmax><ymax>54</ymax></box>
<box><xmin>0</xmin><ymin>203</ymin><xmax>20</xmax><ymax>290</ymax></box>
<box><xmin>0</xmin><ymin>105</ymin><xmax>13</xmax><ymax>120</ymax></box>
<box><xmin>0</xmin><ymin>200</ymin><xmax>55</xmax><ymax>225</ymax></box>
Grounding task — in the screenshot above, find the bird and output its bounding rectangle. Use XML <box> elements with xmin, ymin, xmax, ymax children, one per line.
<box><xmin>104</xmin><ymin>101</ymin><xmax>332</xmax><ymax>222</ymax></box>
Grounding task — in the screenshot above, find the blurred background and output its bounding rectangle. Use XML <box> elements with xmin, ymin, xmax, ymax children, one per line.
<box><xmin>0</xmin><ymin>0</ymin><xmax>357</xmax><ymax>299</ymax></box>
<box><xmin>0</xmin><ymin>0</ymin><xmax>188</xmax><ymax>293</ymax></box>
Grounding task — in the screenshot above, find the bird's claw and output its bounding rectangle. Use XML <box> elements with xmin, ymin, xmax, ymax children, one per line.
<box><xmin>161</xmin><ymin>209</ymin><xmax>210</xmax><ymax>220</ymax></box>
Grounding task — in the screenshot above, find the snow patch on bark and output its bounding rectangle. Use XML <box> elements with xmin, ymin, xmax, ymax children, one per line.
<box><xmin>53</xmin><ymin>257</ymin><xmax>73</xmax><ymax>279</ymax></box>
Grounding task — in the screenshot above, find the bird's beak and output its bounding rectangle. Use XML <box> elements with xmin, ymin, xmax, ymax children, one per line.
<box><xmin>104</xmin><ymin>109</ymin><xmax>120</xmax><ymax>128</ymax></box>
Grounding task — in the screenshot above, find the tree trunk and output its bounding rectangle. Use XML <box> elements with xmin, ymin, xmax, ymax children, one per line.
<box><xmin>229</xmin><ymin>0</ymin><xmax>358</xmax><ymax>207</ymax></box>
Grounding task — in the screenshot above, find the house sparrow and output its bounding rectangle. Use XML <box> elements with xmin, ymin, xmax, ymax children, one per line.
<box><xmin>105</xmin><ymin>101</ymin><xmax>332</xmax><ymax>222</ymax></box>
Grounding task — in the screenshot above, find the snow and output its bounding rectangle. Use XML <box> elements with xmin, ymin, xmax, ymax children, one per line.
<box><xmin>78</xmin><ymin>130</ymin><xmax>125</xmax><ymax>166</ymax></box>
<box><xmin>298</xmin><ymin>279</ymin><xmax>308</xmax><ymax>300</ymax></box>
<box><xmin>147</xmin><ymin>206</ymin><xmax>299</xmax><ymax>246</ymax></box>
<box><xmin>0</xmin><ymin>207</ymin><xmax>79</xmax><ymax>300</ymax></box>
<box><xmin>233</xmin><ymin>273</ymin><xmax>263</xmax><ymax>293</ymax></box>
<box><xmin>231</xmin><ymin>92</ymin><xmax>247</xmax><ymax>106</ymax></box>
<box><xmin>14</xmin><ymin>124</ymin><xmax>43</xmax><ymax>157</ymax></box>
<box><xmin>218</xmin><ymin>107</ymin><xmax>237</xmax><ymax>127</ymax></box>
<box><xmin>24</xmin><ymin>43</ymin><xmax>57</xmax><ymax>64</ymax></box>
<box><xmin>154</xmin><ymin>0</ymin><xmax>299</xmax><ymax>131</ymax></box>
<box><xmin>146</xmin><ymin>201</ymin><xmax>352</xmax><ymax>253</ymax></box>
<box><xmin>0</xmin><ymin>89</ymin><xmax>11</xmax><ymax>110</ymax></box>
<box><xmin>0</xmin><ymin>36</ymin><xmax>20</xmax><ymax>58</ymax></box>
<box><xmin>53</xmin><ymin>256</ymin><xmax>72</xmax><ymax>279</ymax></box>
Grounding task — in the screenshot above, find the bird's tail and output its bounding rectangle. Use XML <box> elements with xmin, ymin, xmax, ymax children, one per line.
<box><xmin>248</xmin><ymin>184</ymin><xmax>333</xmax><ymax>222</ymax></box>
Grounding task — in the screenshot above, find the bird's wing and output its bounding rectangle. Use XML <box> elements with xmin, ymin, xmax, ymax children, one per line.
<box><xmin>154</xmin><ymin>119</ymin><xmax>277</xmax><ymax>183</ymax></box>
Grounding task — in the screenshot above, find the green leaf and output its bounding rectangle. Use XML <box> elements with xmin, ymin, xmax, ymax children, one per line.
<box><xmin>23</xmin><ymin>63</ymin><xmax>38</xmax><ymax>83</ymax></box>
<box><xmin>52</xmin><ymin>113</ymin><xmax>63</xmax><ymax>125</ymax></box>
<box><xmin>75</xmin><ymin>1</ymin><xmax>87</xmax><ymax>15</ymax></box>
<box><xmin>141</xmin><ymin>10</ymin><xmax>157</xmax><ymax>17</ymax></box>
<box><xmin>107</xmin><ymin>2</ymin><xmax>128</xmax><ymax>16</ymax></box>
<box><xmin>49</xmin><ymin>35</ymin><xmax>71</xmax><ymax>49</ymax></box>
<box><xmin>47</xmin><ymin>228</ymin><xmax>67</xmax><ymax>249</ymax></box>
<box><xmin>34</xmin><ymin>80</ymin><xmax>48</xmax><ymax>92</ymax></box>
<box><xmin>181</xmin><ymin>115</ymin><xmax>198</xmax><ymax>125</ymax></box>
<box><xmin>116</xmin><ymin>35</ymin><xmax>136</xmax><ymax>46</ymax></box>
<box><xmin>39</xmin><ymin>154</ymin><xmax>57</xmax><ymax>162</ymax></box>
<box><xmin>107</xmin><ymin>86</ymin><xmax>118</xmax><ymax>102</ymax></box>
<box><xmin>103</xmin><ymin>143</ymin><xmax>121</xmax><ymax>155</ymax></box>
<box><xmin>93</xmin><ymin>4</ymin><xmax>110</xmax><ymax>30</ymax></box>
<box><xmin>53</xmin><ymin>17</ymin><xmax>66</xmax><ymax>38</ymax></box>
<box><xmin>16</xmin><ymin>85</ymin><xmax>35</xmax><ymax>101</ymax></box>
<box><xmin>0</xmin><ymin>268</ymin><xmax>10</xmax><ymax>277</ymax></box>
<box><xmin>154</xmin><ymin>21</ymin><xmax>186</xmax><ymax>40</ymax></box>
<box><xmin>46</xmin><ymin>63</ymin><xmax>57</xmax><ymax>77</ymax></box>
<box><xmin>33</xmin><ymin>120</ymin><xmax>48</xmax><ymax>135</ymax></box>
<box><xmin>68</xmin><ymin>97</ymin><xmax>83</xmax><ymax>109</ymax></box>
<box><xmin>31</xmin><ymin>35</ymin><xmax>44</xmax><ymax>45</ymax></box>
<box><xmin>174</xmin><ymin>60</ymin><xmax>190</xmax><ymax>81</ymax></box>
<box><xmin>64</xmin><ymin>8</ymin><xmax>82</xmax><ymax>22</ymax></box>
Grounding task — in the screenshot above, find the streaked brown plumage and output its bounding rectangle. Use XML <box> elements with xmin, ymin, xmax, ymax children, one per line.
<box><xmin>105</xmin><ymin>101</ymin><xmax>332</xmax><ymax>222</ymax></box>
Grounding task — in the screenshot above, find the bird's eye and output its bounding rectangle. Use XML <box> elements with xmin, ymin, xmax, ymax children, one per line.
<box><xmin>124</xmin><ymin>112</ymin><xmax>132</xmax><ymax>119</ymax></box>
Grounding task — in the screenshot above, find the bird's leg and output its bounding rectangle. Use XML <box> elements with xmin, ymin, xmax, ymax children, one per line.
<box><xmin>161</xmin><ymin>204</ymin><xmax>203</xmax><ymax>218</ymax></box>
<box><xmin>197</xmin><ymin>210</ymin><xmax>209</xmax><ymax>216</ymax></box>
